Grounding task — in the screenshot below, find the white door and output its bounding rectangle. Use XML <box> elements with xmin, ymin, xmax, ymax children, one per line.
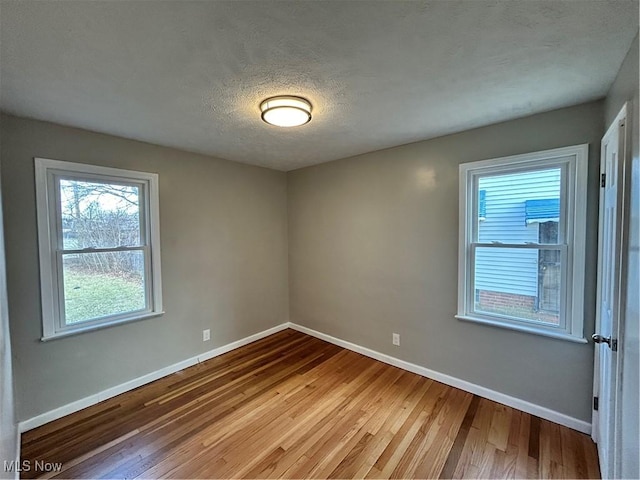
<box><xmin>592</xmin><ymin>103</ymin><xmax>628</xmax><ymax>479</ymax></box>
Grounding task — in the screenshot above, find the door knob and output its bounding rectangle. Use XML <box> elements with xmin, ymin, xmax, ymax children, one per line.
<box><xmin>592</xmin><ymin>334</ymin><xmax>617</xmax><ymax>351</ymax></box>
<box><xmin>592</xmin><ymin>334</ymin><xmax>611</xmax><ymax>345</ymax></box>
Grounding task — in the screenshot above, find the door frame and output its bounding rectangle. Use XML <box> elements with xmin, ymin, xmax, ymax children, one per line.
<box><xmin>591</xmin><ymin>102</ymin><xmax>631</xmax><ymax>479</ymax></box>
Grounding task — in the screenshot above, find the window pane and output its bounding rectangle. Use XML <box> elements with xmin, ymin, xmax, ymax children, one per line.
<box><xmin>60</xmin><ymin>179</ymin><xmax>142</xmax><ymax>249</ymax></box>
<box><xmin>538</xmin><ymin>220</ymin><xmax>559</xmax><ymax>244</ymax></box>
<box><xmin>474</xmin><ymin>246</ymin><xmax>560</xmax><ymax>325</ymax></box>
<box><xmin>477</xmin><ymin>168</ymin><xmax>561</xmax><ymax>243</ymax></box>
<box><xmin>62</xmin><ymin>251</ymin><xmax>146</xmax><ymax>324</ymax></box>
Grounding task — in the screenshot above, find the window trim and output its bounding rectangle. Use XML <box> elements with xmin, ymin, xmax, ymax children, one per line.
<box><xmin>456</xmin><ymin>144</ymin><xmax>588</xmax><ymax>343</ymax></box>
<box><xmin>35</xmin><ymin>158</ymin><xmax>164</xmax><ymax>341</ymax></box>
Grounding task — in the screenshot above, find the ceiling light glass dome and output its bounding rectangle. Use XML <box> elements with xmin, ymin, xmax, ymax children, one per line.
<box><xmin>260</xmin><ymin>96</ymin><xmax>312</xmax><ymax>127</ymax></box>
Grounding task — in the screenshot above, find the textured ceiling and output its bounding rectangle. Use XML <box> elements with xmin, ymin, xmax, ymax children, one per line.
<box><xmin>1</xmin><ymin>1</ymin><xmax>638</xmax><ymax>171</ymax></box>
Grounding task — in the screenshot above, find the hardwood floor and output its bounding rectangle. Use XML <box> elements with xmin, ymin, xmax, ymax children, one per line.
<box><xmin>20</xmin><ymin>329</ymin><xmax>600</xmax><ymax>479</ymax></box>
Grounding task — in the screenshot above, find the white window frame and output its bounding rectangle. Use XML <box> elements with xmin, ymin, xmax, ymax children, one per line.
<box><xmin>35</xmin><ymin>158</ymin><xmax>163</xmax><ymax>341</ymax></box>
<box><xmin>456</xmin><ymin>144</ymin><xmax>588</xmax><ymax>343</ymax></box>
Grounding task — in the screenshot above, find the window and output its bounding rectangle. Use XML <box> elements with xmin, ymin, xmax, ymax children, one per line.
<box><xmin>35</xmin><ymin>158</ymin><xmax>163</xmax><ymax>340</ymax></box>
<box><xmin>457</xmin><ymin>145</ymin><xmax>588</xmax><ymax>342</ymax></box>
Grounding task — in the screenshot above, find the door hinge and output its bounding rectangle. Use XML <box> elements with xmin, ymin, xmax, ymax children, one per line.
<box><xmin>601</xmin><ymin>173</ymin><xmax>606</xmax><ymax>188</ymax></box>
<box><xmin>593</xmin><ymin>396</ymin><xmax>599</xmax><ymax>411</ymax></box>
<box><xmin>611</xmin><ymin>338</ymin><xmax>618</xmax><ymax>352</ymax></box>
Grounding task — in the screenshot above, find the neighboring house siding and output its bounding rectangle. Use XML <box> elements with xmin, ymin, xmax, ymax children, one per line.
<box><xmin>475</xmin><ymin>168</ymin><xmax>561</xmax><ymax>297</ymax></box>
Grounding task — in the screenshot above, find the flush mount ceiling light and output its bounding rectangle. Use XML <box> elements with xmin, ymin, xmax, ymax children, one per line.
<box><xmin>260</xmin><ymin>96</ymin><xmax>312</xmax><ymax>127</ymax></box>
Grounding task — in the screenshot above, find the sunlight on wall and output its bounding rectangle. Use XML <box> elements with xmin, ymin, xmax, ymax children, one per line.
<box><xmin>416</xmin><ymin>167</ymin><xmax>437</xmax><ymax>189</ymax></box>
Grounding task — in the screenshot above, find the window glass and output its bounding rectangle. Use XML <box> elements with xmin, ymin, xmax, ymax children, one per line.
<box><xmin>62</xmin><ymin>251</ymin><xmax>147</xmax><ymax>324</ymax></box>
<box><xmin>477</xmin><ymin>167</ymin><xmax>561</xmax><ymax>243</ymax></box>
<box><xmin>60</xmin><ymin>179</ymin><xmax>142</xmax><ymax>250</ymax></box>
<box><xmin>473</xmin><ymin>246</ymin><xmax>561</xmax><ymax>326</ymax></box>
<box><xmin>473</xmin><ymin>167</ymin><xmax>563</xmax><ymax>327</ymax></box>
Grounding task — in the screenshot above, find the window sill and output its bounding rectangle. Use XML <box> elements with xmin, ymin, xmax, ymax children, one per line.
<box><xmin>41</xmin><ymin>311</ymin><xmax>165</xmax><ymax>342</ymax></box>
<box><xmin>455</xmin><ymin>314</ymin><xmax>588</xmax><ymax>344</ymax></box>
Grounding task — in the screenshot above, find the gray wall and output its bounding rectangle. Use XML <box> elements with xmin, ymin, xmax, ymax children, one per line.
<box><xmin>0</xmin><ymin>114</ymin><xmax>289</xmax><ymax>422</ymax></box>
<box><xmin>0</xmin><ymin>160</ymin><xmax>17</xmax><ymax>477</ymax></box>
<box><xmin>288</xmin><ymin>101</ymin><xmax>603</xmax><ymax>422</ymax></box>
<box><xmin>604</xmin><ymin>33</ymin><xmax>639</xmax><ymax>480</ymax></box>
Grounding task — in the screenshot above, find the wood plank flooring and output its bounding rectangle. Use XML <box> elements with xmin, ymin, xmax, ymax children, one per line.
<box><xmin>20</xmin><ymin>329</ymin><xmax>600</xmax><ymax>479</ymax></box>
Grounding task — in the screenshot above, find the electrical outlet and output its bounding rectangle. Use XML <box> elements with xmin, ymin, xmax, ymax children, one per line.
<box><xmin>392</xmin><ymin>333</ymin><xmax>400</xmax><ymax>346</ymax></box>
<box><xmin>203</xmin><ymin>329</ymin><xmax>210</xmax><ymax>342</ymax></box>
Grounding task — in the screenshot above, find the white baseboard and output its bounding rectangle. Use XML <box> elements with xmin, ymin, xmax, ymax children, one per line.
<box><xmin>19</xmin><ymin>321</ymin><xmax>591</xmax><ymax>436</ymax></box>
<box><xmin>287</xmin><ymin>322</ymin><xmax>592</xmax><ymax>434</ymax></box>
<box><xmin>18</xmin><ymin>323</ymin><xmax>289</xmax><ymax>433</ymax></box>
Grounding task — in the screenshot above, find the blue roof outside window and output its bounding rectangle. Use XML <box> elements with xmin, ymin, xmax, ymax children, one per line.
<box><xmin>525</xmin><ymin>198</ymin><xmax>560</xmax><ymax>224</ymax></box>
